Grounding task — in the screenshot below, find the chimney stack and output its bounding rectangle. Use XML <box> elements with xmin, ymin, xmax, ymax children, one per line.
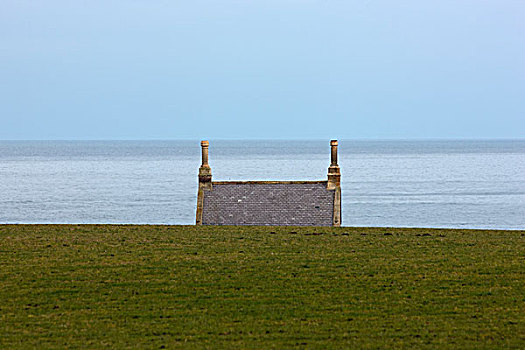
<box><xmin>199</xmin><ymin>140</ymin><xmax>212</xmax><ymax>190</ymax></box>
<box><xmin>327</xmin><ymin>140</ymin><xmax>341</xmax><ymax>190</ymax></box>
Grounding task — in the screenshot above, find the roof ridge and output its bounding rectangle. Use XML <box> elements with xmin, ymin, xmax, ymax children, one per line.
<box><xmin>211</xmin><ymin>180</ymin><xmax>328</xmax><ymax>185</ymax></box>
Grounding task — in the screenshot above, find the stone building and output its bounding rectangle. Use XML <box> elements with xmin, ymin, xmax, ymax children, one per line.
<box><xmin>196</xmin><ymin>140</ymin><xmax>341</xmax><ymax>226</ymax></box>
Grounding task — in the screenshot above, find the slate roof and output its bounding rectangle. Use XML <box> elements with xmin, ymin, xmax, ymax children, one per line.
<box><xmin>201</xmin><ymin>181</ymin><xmax>335</xmax><ymax>226</ymax></box>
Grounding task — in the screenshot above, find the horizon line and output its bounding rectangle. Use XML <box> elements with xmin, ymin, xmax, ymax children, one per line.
<box><xmin>1</xmin><ymin>137</ymin><xmax>525</xmax><ymax>142</ymax></box>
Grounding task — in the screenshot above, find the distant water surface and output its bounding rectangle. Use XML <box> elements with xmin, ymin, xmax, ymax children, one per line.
<box><xmin>1</xmin><ymin>140</ymin><xmax>524</xmax><ymax>229</ymax></box>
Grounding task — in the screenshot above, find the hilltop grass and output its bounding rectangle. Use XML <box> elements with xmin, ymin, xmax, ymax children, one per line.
<box><xmin>0</xmin><ymin>225</ymin><xmax>523</xmax><ymax>349</ymax></box>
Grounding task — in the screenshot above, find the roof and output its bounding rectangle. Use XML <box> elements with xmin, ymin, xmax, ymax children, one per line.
<box><xmin>195</xmin><ymin>140</ymin><xmax>341</xmax><ymax>226</ymax></box>
<box><xmin>201</xmin><ymin>181</ymin><xmax>335</xmax><ymax>226</ymax></box>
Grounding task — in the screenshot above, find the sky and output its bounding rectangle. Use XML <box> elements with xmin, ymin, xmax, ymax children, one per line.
<box><xmin>1</xmin><ymin>0</ymin><xmax>524</xmax><ymax>140</ymax></box>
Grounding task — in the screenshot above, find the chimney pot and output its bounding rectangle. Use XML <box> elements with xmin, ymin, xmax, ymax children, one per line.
<box><xmin>201</xmin><ymin>140</ymin><xmax>209</xmax><ymax>166</ymax></box>
<box><xmin>330</xmin><ymin>140</ymin><xmax>338</xmax><ymax>166</ymax></box>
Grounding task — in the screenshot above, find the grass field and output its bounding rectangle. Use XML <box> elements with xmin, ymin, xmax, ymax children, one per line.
<box><xmin>0</xmin><ymin>225</ymin><xmax>523</xmax><ymax>349</ymax></box>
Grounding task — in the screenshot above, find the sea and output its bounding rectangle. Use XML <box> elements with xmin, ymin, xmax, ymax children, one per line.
<box><xmin>1</xmin><ymin>140</ymin><xmax>524</xmax><ymax>230</ymax></box>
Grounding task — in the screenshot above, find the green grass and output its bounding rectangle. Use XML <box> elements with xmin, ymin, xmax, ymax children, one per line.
<box><xmin>0</xmin><ymin>225</ymin><xmax>523</xmax><ymax>349</ymax></box>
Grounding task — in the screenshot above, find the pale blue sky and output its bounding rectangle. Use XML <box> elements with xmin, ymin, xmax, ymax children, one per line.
<box><xmin>1</xmin><ymin>0</ymin><xmax>524</xmax><ymax>140</ymax></box>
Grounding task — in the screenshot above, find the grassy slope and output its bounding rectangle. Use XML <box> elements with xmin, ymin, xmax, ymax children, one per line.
<box><xmin>0</xmin><ymin>225</ymin><xmax>523</xmax><ymax>349</ymax></box>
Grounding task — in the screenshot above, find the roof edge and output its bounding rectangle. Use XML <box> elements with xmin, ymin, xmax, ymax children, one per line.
<box><xmin>211</xmin><ymin>180</ymin><xmax>328</xmax><ymax>185</ymax></box>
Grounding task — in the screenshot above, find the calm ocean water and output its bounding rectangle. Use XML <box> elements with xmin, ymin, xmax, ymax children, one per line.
<box><xmin>1</xmin><ymin>140</ymin><xmax>524</xmax><ymax>229</ymax></box>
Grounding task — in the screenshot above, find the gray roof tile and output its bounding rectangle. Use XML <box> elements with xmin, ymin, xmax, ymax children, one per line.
<box><xmin>202</xmin><ymin>182</ymin><xmax>334</xmax><ymax>226</ymax></box>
